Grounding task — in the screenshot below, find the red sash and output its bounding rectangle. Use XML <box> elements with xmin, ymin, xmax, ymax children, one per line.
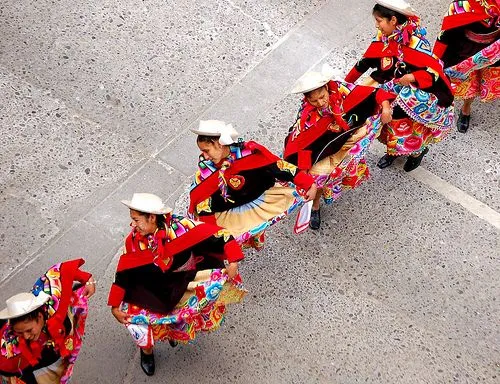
<box><xmin>284</xmin><ymin>84</ymin><xmax>375</xmax><ymax>159</ymax></box>
<box><xmin>118</xmin><ymin>223</ymin><xmax>222</xmax><ymax>272</ymax></box>
<box><xmin>189</xmin><ymin>141</ymin><xmax>279</xmax><ymax>214</ymax></box>
<box><xmin>364</xmin><ymin>41</ymin><xmax>452</xmax><ymax>90</ymax></box>
<box><xmin>117</xmin><ymin>248</ymin><xmax>154</xmax><ymax>272</ymax></box>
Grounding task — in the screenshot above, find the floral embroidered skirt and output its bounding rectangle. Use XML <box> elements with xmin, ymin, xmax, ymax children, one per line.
<box><xmin>214</xmin><ymin>186</ymin><xmax>303</xmax><ymax>250</ymax></box>
<box><xmin>309</xmin><ymin>116</ymin><xmax>383</xmax><ymax>204</ymax></box>
<box><xmin>376</xmin><ymin>80</ymin><xmax>454</xmax><ymax>156</ymax></box>
<box><xmin>378</xmin><ymin>117</ymin><xmax>449</xmax><ymax>156</ymax></box>
<box><xmin>453</xmin><ymin>67</ymin><xmax>500</xmax><ymax>101</ymax></box>
<box><xmin>122</xmin><ymin>269</ymin><xmax>246</xmax><ymax>348</ymax></box>
<box><xmin>444</xmin><ymin>39</ymin><xmax>500</xmax><ymax>101</ymax></box>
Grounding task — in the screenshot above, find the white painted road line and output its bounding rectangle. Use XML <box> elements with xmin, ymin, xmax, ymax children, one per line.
<box><xmin>371</xmin><ymin>142</ymin><xmax>500</xmax><ymax>230</ymax></box>
<box><xmin>410</xmin><ymin>167</ymin><xmax>500</xmax><ymax>230</ymax></box>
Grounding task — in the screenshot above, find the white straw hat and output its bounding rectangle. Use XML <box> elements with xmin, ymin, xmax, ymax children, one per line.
<box><xmin>0</xmin><ymin>292</ymin><xmax>50</xmax><ymax>320</ymax></box>
<box><xmin>375</xmin><ymin>0</ymin><xmax>416</xmax><ymax>16</ymax></box>
<box><xmin>291</xmin><ymin>64</ymin><xmax>341</xmax><ymax>94</ymax></box>
<box><xmin>121</xmin><ymin>193</ymin><xmax>172</xmax><ymax>214</ymax></box>
<box><xmin>190</xmin><ymin>120</ymin><xmax>239</xmax><ymax>145</ymax></box>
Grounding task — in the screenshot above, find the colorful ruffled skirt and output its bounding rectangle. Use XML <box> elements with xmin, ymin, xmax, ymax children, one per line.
<box><xmin>445</xmin><ymin>39</ymin><xmax>500</xmax><ymax>102</ymax></box>
<box><xmin>309</xmin><ymin>117</ymin><xmax>382</xmax><ymax>204</ymax></box>
<box><xmin>377</xmin><ymin>81</ymin><xmax>454</xmax><ymax>156</ymax></box>
<box><xmin>60</xmin><ymin>287</ymin><xmax>88</xmax><ymax>383</ymax></box>
<box><xmin>214</xmin><ymin>186</ymin><xmax>303</xmax><ymax>250</ymax></box>
<box><xmin>453</xmin><ymin>66</ymin><xmax>500</xmax><ymax>101</ymax></box>
<box><xmin>122</xmin><ymin>269</ymin><xmax>246</xmax><ymax>348</ymax></box>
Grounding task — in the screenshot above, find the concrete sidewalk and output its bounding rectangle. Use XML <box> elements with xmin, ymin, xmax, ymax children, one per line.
<box><xmin>1</xmin><ymin>0</ymin><xmax>499</xmax><ymax>383</ymax></box>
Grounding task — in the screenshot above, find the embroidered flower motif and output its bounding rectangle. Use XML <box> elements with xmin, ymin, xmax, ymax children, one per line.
<box><xmin>327</xmin><ymin>123</ymin><xmax>342</xmax><ymax>133</ymax></box>
<box><xmin>403</xmin><ymin>135</ymin><xmax>424</xmax><ymax>151</ymax></box>
<box><xmin>214</xmin><ymin>228</ymin><xmax>232</xmax><ymax>242</ymax></box>
<box><xmin>381</xmin><ymin>56</ymin><xmax>394</xmax><ymax>70</ymax></box>
<box><xmin>393</xmin><ymin>120</ymin><xmax>413</xmax><ymax>137</ymax></box>
<box><xmin>196</xmin><ymin>198</ymin><xmax>212</xmax><ymax>214</ymax></box>
<box><xmin>276</xmin><ymin>159</ymin><xmax>298</xmax><ymax>175</ymax></box>
<box><xmin>228</xmin><ymin>175</ymin><xmax>245</xmax><ymax>190</ymax></box>
<box><xmin>65</xmin><ymin>337</ymin><xmax>74</xmax><ymax>351</ymax></box>
<box><xmin>195</xmin><ymin>285</ymin><xmax>206</xmax><ymax>301</ymax></box>
<box><xmin>205</xmin><ymin>283</ymin><xmax>222</xmax><ymax>301</ymax></box>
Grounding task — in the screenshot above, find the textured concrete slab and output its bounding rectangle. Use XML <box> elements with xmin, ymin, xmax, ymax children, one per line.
<box><xmin>0</xmin><ymin>0</ymin><xmax>325</xmax><ymax>152</ymax></box>
<box><xmin>1</xmin><ymin>0</ymin><xmax>499</xmax><ymax>383</ymax></box>
<box><xmin>85</xmin><ymin>158</ymin><xmax>187</xmax><ymax>240</ymax></box>
<box><xmin>157</xmin><ymin>24</ymin><xmax>336</xmax><ymax>166</ymax></box>
<box><xmin>157</xmin><ymin>0</ymin><xmax>373</xmax><ymax>168</ymax></box>
<box><xmin>0</xmin><ymin>193</ymin><xmax>59</xmax><ymax>281</ymax></box>
<box><xmin>425</xmin><ymin>112</ymin><xmax>500</xmax><ymax>212</ymax></box>
<box><xmin>1</xmin><ymin>219</ymin><xmax>116</xmax><ymax>294</ymax></box>
<box><xmin>225</xmin><ymin>0</ymin><xmax>328</xmax><ymax>38</ymax></box>
<box><xmin>0</xmin><ymin>66</ymin><xmax>146</xmax><ymax>262</ymax></box>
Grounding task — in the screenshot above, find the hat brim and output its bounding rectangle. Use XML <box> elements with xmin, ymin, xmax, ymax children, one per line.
<box><xmin>291</xmin><ymin>80</ymin><xmax>329</xmax><ymax>94</ymax></box>
<box><xmin>375</xmin><ymin>0</ymin><xmax>416</xmax><ymax>16</ymax></box>
<box><xmin>121</xmin><ymin>200</ymin><xmax>173</xmax><ymax>215</ymax></box>
<box><xmin>189</xmin><ymin>128</ymin><xmax>221</xmax><ymax>136</ymax></box>
<box><xmin>0</xmin><ymin>292</ymin><xmax>50</xmax><ymax>320</ymax></box>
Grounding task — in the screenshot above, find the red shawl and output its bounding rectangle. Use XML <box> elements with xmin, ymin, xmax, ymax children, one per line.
<box><xmin>434</xmin><ymin>0</ymin><xmax>500</xmax><ymax>57</ymax></box>
<box><xmin>347</xmin><ymin>39</ymin><xmax>452</xmax><ymax>91</ymax></box>
<box><xmin>284</xmin><ymin>82</ymin><xmax>376</xmax><ymax>168</ymax></box>
<box><xmin>442</xmin><ymin>0</ymin><xmax>498</xmax><ymax>31</ymax></box>
<box><xmin>107</xmin><ymin>215</ymin><xmax>244</xmax><ymax>307</ymax></box>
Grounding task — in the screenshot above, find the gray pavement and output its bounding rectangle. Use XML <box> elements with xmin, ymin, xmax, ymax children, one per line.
<box><xmin>1</xmin><ymin>0</ymin><xmax>499</xmax><ymax>383</ymax></box>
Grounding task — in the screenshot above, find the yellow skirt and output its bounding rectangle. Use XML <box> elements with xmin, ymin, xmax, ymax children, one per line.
<box><xmin>309</xmin><ymin>126</ymin><xmax>369</xmax><ymax>177</ymax></box>
<box><xmin>33</xmin><ymin>359</ymin><xmax>67</xmax><ymax>384</ymax></box>
<box><xmin>214</xmin><ymin>185</ymin><xmax>303</xmax><ymax>249</ymax></box>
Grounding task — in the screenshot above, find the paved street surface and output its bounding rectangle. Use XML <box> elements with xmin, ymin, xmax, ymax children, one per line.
<box><xmin>1</xmin><ymin>0</ymin><xmax>499</xmax><ymax>383</ymax></box>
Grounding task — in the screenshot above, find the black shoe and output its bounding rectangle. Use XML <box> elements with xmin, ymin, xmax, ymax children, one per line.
<box><xmin>140</xmin><ymin>349</ymin><xmax>155</xmax><ymax>376</ymax></box>
<box><xmin>403</xmin><ymin>148</ymin><xmax>429</xmax><ymax>172</ymax></box>
<box><xmin>457</xmin><ymin>111</ymin><xmax>470</xmax><ymax>133</ymax></box>
<box><xmin>377</xmin><ymin>154</ymin><xmax>396</xmax><ymax>169</ymax></box>
<box><xmin>168</xmin><ymin>340</ymin><xmax>178</xmax><ymax>348</ymax></box>
<box><xmin>309</xmin><ymin>209</ymin><xmax>321</xmax><ymax>230</ymax></box>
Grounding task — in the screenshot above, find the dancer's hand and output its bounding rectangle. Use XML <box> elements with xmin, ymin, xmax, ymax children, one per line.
<box><xmin>82</xmin><ymin>278</ymin><xmax>96</xmax><ymax>298</ymax></box>
<box><xmin>381</xmin><ymin>107</ymin><xmax>393</xmax><ymax>124</ymax></box>
<box><xmin>304</xmin><ymin>183</ymin><xmax>318</xmax><ymax>202</ymax></box>
<box><xmin>111</xmin><ymin>307</ymin><xmax>130</xmax><ymax>324</ymax></box>
<box><xmin>226</xmin><ymin>262</ymin><xmax>239</xmax><ymax>279</ymax></box>
<box><xmin>398</xmin><ymin>74</ymin><xmax>415</xmax><ymax>86</ymax></box>
<box><xmin>380</xmin><ymin>100</ymin><xmax>393</xmax><ymax>124</ymax></box>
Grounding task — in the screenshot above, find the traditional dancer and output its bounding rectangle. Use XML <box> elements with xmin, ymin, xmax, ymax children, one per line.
<box><xmin>108</xmin><ymin>193</ymin><xmax>246</xmax><ymax>376</ymax></box>
<box><xmin>189</xmin><ymin>120</ymin><xmax>316</xmax><ymax>248</ymax></box>
<box><xmin>284</xmin><ymin>65</ymin><xmax>394</xmax><ymax>229</ymax></box>
<box><xmin>434</xmin><ymin>0</ymin><xmax>499</xmax><ymax>133</ymax></box>
<box><xmin>0</xmin><ymin>259</ymin><xmax>95</xmax><ymax>384</ymax></box>
<box><xmin>345</xmin><ymin>0</ymin><xmax>455</xmax><ymax>172</ymax></box>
